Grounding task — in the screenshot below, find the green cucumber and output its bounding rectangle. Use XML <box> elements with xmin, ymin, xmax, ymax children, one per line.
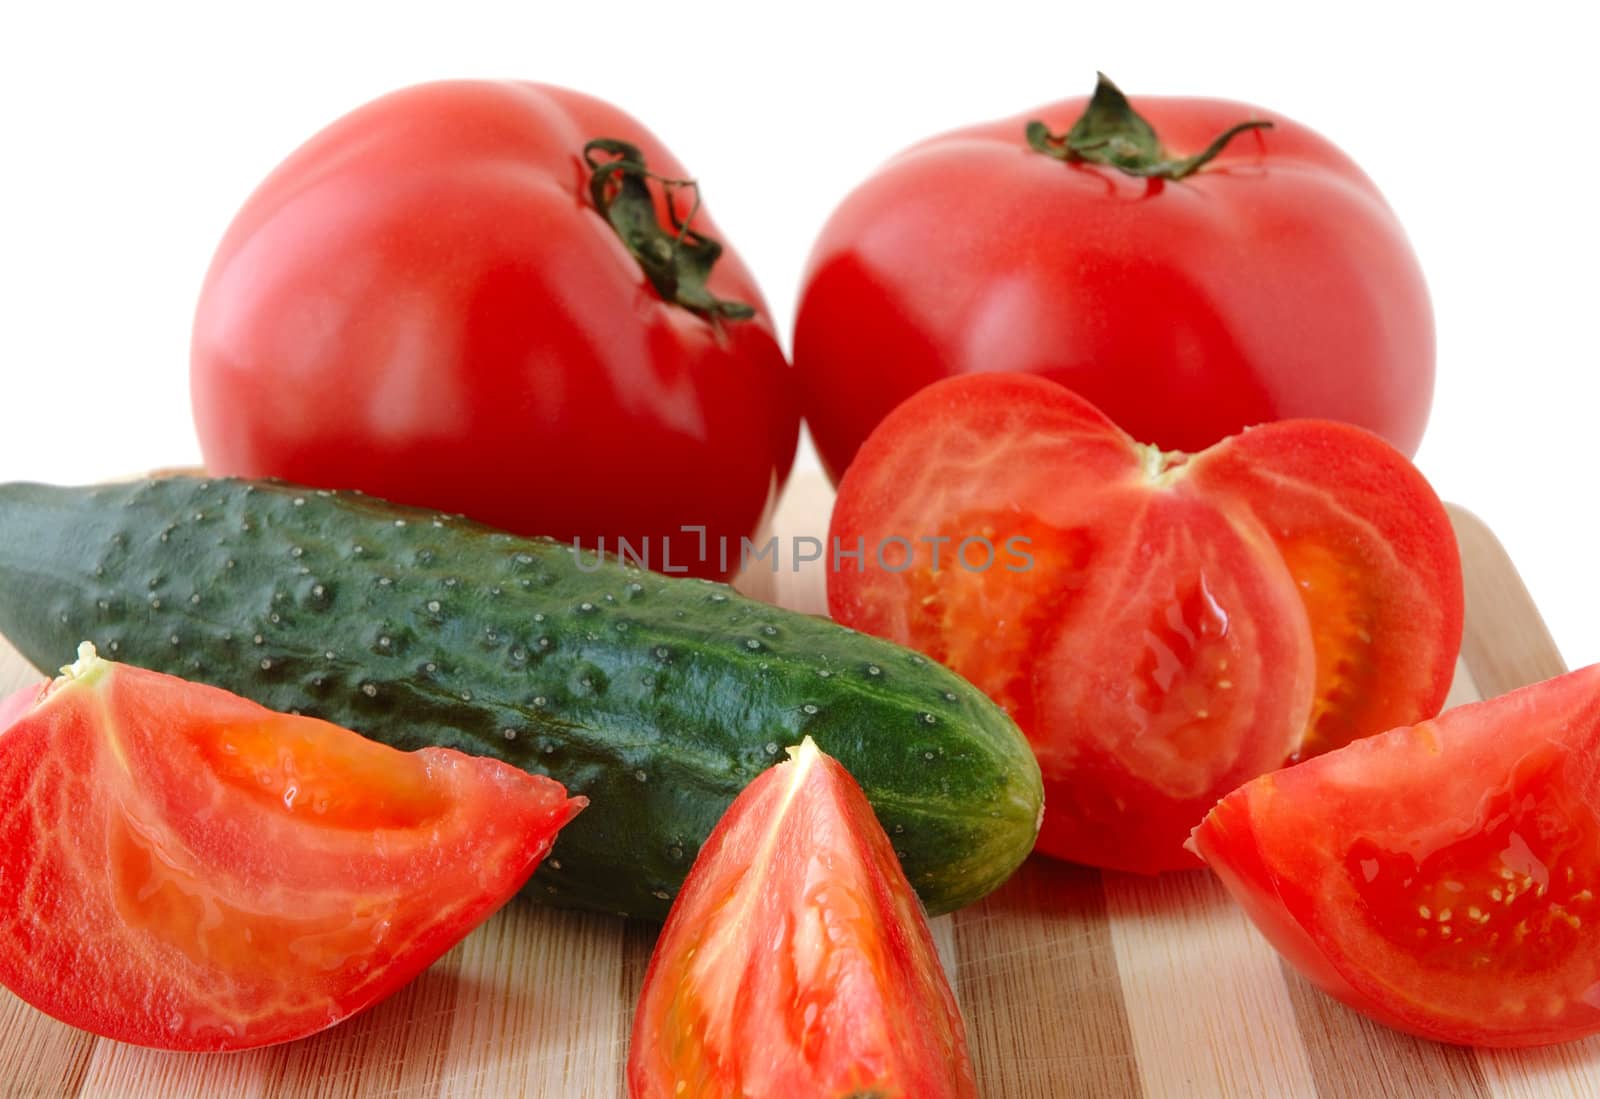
<box><xmin>0</xmin><ymin>477</ymin><xmax>1042</xmax><ymax>920</ymax></box>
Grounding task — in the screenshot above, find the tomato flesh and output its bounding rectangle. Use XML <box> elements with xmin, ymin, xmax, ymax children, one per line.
<box><xmin>628</xmin><ymin>737</ymin><xmax>976</xmax><ymax>1098</ymax></box>
<box><xmin>828</xmin><ymin>373</ymin><xmax>1461</xmax><ymax>873</ymax></box>
<box><xmin>1028</xmin><ymin>489</ymin><xmax>1312</xmax><ymax>870</ymax></box>
<box><xmin>0</xmin><ymin>645</ymin><xmax>583</xmax><ymax>1050</ymax></box>
<box><xmin>900</xmin><ymin>510</ymin><xmax>1094</xmax><ymax>734</ymax></box>
<box><xmin>1193</xmin><ymin>665</ymin><xmax>1600</xmax><ymax>1046</ymax></box>
<box><xmin>1188</xmin><ymin>417</ymin><xmax>1466</xmax><ymax>759</ymax></box>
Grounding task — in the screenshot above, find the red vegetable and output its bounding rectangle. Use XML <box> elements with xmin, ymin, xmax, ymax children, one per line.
<box><xmin>192</xmin><ymin>80</ymin><xmax>796</xmax><ymax>581</ymax></box>
<box><xmin>628</xmin><ymin>736</ymin><xmax>977</xmax><ymax>1098</ymax></box>
<box><xmin>828</xmin><ymin>373</ymin><xmax>1461</xmax><ymax>873</ymax></box>
<box><xmin>1192</xmin><ymin>665</ymin><xmax>1600</xmax><ymax>1047</ymax></box>
<box><xmin>0</xmin><ymin>644</ymin><xmax>584</xmax><ymax>1050</ymax></box>
<box><xmin>795</xmin><ymin>73</ymin><xmax>1433</xmax><ymax>482</ymax></box>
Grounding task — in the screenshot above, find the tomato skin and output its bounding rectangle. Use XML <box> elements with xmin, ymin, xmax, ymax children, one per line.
<box><xmin>0</xmin><ymin>647</ymin><xmax>583</xmax><ymax>1051</ymax></box>
<box><xmin>1192</xmin><ymin>665</ymin><xmax>1600</xmax><ymax>1047</ymax></box>
<box><xmin>192</xmin><ymin>81</ymin><xmax>796</xmax><ymax>582</ymax></box>
<box><xmin>628</xmin><ymin>738</ymin><xmax>976</xmax><ymax>1099</ymax></box>
<box><xmin>795</xmin><ymin>92</ymin><xmax>1432</xmax><ymax>482</ymax></box>
<box><xmin>828</xmin><ymin>373</ymin><xmax>1460</xmax><ymax>873</ymax></box>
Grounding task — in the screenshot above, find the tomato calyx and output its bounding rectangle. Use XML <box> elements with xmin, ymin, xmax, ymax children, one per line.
<box><xmin>1025</xmin><ymin>72</ymin><xmax>1273</xmax><ymax>180</ymax></box>
<box><xmin>583</xmin><ymin>138</ymin><xmax>755</xmax><ymax>321</ymax></box>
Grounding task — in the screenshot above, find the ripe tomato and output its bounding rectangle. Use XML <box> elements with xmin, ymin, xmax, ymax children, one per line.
<box><xmin>0</xmin><ymin>644</ymin><xmax>583</xmax><ymax>1050</ymax></box>
<box><xmin>828</xmin><ymin>373</ymin><xmax>1461</xmax><ymax>873</ymax></box>
<box><xmin>795</xmin><ymin>74</ymin><xmax>1433</xmax><ymax>482</ymax></box>
<box><xmin>629</xmin><ymin>737</ymin><xmax>976</xmax><ymax>1098</ymax></box>
<box><xmin>192</xmin><ymin>81</ymin><xmax>796</xmax><ymax>582</ymax></box>
<box><xmin>1192</xmin><ymin>665</ymin><xmax>1600</xmax><ymax>1047</ymax></box>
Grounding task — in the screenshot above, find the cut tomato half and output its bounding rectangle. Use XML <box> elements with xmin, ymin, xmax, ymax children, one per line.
<box><xmin>0</xmin><ymin>644</ymin><xmax>584</xmax><ymax>1050</ymax></box>
<box><xmin>1192</xmin><ymin>665</ymin><xmax>1600</xmax><ymax>1046</ymax></box>
<box><xmin>628</xmin><ymin>736</ymin><xmax>977</xmax><ymax>1098</ymax></box>
<box><xmin>828</xmin><ymin>373</ymin><xmax>1461</xmax><ymax>872</ymax></box>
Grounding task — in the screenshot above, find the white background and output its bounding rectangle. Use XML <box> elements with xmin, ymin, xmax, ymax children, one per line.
<box><xmin>2</xmin><ymin>1</ymin><xmax>1595</xmax><ymax>668</ymax></box>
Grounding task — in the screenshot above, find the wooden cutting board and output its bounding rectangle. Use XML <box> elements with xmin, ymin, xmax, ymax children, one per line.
<box><xmin>0</xmin><ymin>473</ymin><xmax>1594</xmax><ymax>1099</ymax></box>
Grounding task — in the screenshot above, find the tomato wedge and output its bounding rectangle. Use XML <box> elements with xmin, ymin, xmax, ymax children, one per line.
<box><xmin>628</xmin><ymin>736</ymin><xmax>977</xmax><ymax>1099</ymax></box>
<box><xmin>1192</xmin><ymin>665</ymin><xmax>1600</xmax><ymax>1047</ymax></box>
<box><xmin>0</xmin><ymin>644</ymin><xmax>584</xmax><ymax>1050</ymax></box>
<box><xmin>828</xmin><ymin>373</ymin><xmax>1461</xmax><ymax>873</ymax></box>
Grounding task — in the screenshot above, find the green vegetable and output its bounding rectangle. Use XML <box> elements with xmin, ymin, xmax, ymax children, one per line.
<box><xmin>0</xmin><ymin>478</ymin><xmax>1042</xmax><ymax>920</ymax></box>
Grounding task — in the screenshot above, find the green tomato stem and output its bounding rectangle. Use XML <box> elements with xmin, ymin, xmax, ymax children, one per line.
<box><xmin>583</xmin><ymin>138</ymin><xmax>755</xmax><ymax>322</ymax></box>
<box><xmin>1026</xmin><ymin>73</ymin><xmax>1273</xmax><ymax>181</ymax></box>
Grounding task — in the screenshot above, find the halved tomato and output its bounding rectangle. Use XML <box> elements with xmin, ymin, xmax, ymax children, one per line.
<box><xmin>0</xmin><ymin>643</ymin><xmax>584</xmax><ymax>1050</ymax></box>
<box><xmin>828</xmin><ymin>373</ymin><xmax>1461</xmax><ymax>873</ymax></box>
<box><xmin>628</xmin><ymin>736</ymin><xmax>977</xmax><ymax>1099</ymax></box>
<box><xmin>1191</xmin><ymin>665</ymin><xmax>1600</xmax><ymax>1047</ymax></box>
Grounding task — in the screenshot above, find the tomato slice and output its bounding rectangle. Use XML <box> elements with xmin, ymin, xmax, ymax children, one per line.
<box><xmin>1192</xmin><ymin>665</ymin><xmax>1600</xmax><ymax>1046</ymax></box>
<box><xmin>0</xmin><ymin>644</ymin><xmax>584</xmax><ymax>1050</ymax></box>
<box><xmin>628</xmin><ymin>736</ymin><xmax>976</xmax><ymax>1099</ymax></box>
<box><xmin>828</xmin><ymin>373</ymin><xmax>1461</xmax><ymax>872</ymax></box>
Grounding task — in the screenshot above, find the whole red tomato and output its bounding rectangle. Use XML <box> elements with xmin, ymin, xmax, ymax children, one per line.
<box><xmin>193</xmin><ymin>81</ymin><xmax>796</xmax><ymax>580</ymax></box>
<box><xmin>795</xmin><ymin>75</ymin><xmax>1433</xmax><ymax>482</ymax></box>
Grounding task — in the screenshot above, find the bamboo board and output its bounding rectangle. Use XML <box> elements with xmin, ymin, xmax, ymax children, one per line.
<box><xmin>0</xmin><ymin>474</ymin><xmax>1592</xmax><ymax>1098</ymax></box>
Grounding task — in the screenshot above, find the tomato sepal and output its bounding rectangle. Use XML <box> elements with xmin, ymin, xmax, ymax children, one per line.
<box><xmin>583</xmin><ymin>138</ymin><xmax>755</xmax><ymax>321</ymax></box>
<box><xmin>1026</xmin><ymin>72</ymin><xmax>1273</xmax><ymax>180</ymax></box>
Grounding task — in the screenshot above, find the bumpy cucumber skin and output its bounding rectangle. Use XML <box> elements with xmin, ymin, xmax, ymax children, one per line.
<box><xmin>0</xmin><ymin>478</ymin><xmax>1042</xmax><ymax>920</ymax></box>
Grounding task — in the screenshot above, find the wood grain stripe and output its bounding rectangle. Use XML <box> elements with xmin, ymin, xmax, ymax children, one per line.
<box><xmin>0</xmin><ymin>991</ymin><xmax>96</xmax><ymax>1097</ymax></box>
<box><xmin>929</xmin><ymin>913</ymin><xmax>960</xmax><ymax>1001</ymax></box>
<box><xmin>263</xmin><ymin>961</ymin><xmax>463</xmax><ymax>1098</ymax></box>
<box><xmin>76</xmin><ymin>942</ymin><xmax>464</xmax><ymax>1098</ymax></box>
<box><xmin>615</xmin><ymin>919</ymin><xmax>657</xmax><ymax>1096</ymax></box>
<box><xmin>1278</xmin><ymin>655</ymin><xmax>1491</xmax><ymax>1099</ymax></box>
<box><xmin>1105</xmin><ymin>869</ymin><xmax>1317</xmax><ymax>1098</ymax></box>
<box><xmin>953</xmin><ymin>860</ymin><xmax>1142</xmax><ymax>1099</ymax></box>
<box><xmin>78</xmin><ymin>1041</ymin><xmax>272</xmax><ymax>1098</ymax></box>
<box><xmin>1441</xmin><ymin>509</ymin><xmax>1600</xmax><ymax>1099</ymax></box>
<box><xmin>1479</xmin><ymin>1041</ymin><xmax>1600</xmax><ymax>1099</ymax></box>
<box><xmin>0</xmin><ymin>638</ymin><xmax>41</xmax><ymax>694</ymax></box>
<box><xmin>434</xmin><ymin>903</ymin><xmax>627</xmax><ymax>1097</ymax></box>
<box><xmin>732</xmin><ymin>474</ymin><xmax>836</xmax><ymax>619</ymax></box>
<box><xmin>1443</xmin><ymin>655</ymin><xmax>1484</xmax><ymax>715</ymax></box>
<box><xmin>1447</xmin><ymin>507</ymin><xmax>1570</xmax><ymax>698</ymax></box>
<box><xmin>1282</xmin><ymin>966</ymin><xmax>1490</xmax><ymax>1099</ymax></box>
